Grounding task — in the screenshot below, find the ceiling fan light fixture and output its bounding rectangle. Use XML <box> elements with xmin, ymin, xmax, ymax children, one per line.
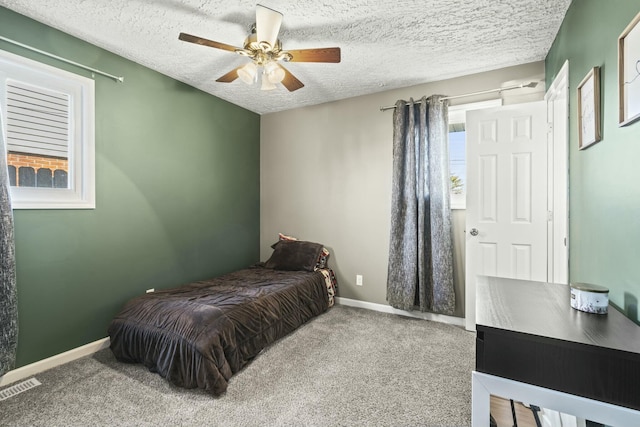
<box><xmin>261</xmin><ymin>75</ymin><xmax>277</xmax><ymax>91</ymax></box>
<box><xmin>178</xmin><ymin>5</ymin><xmax>340</xmax><ymax>93</ymax></box>
<box><xmin>264</xmin><ymin>61</ymin><xmax>285</xmax><ymax>84</ymax></box>
<box><xmin>237</xmin><ymin>62</ymin><xmax>258</xmax><ymax>84</ymax></box>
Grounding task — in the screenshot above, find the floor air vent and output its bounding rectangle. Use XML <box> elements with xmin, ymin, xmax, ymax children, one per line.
<box><xmin>0</xmin><ymin>378</ymin><xmax>41</xmax><ymax>401</ymax></box>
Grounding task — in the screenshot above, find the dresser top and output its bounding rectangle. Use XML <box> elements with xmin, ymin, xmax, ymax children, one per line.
<box><xmin>476</xmin><ymin>276</ymin><xmax>640</xmax><ymax>355</ymax></box>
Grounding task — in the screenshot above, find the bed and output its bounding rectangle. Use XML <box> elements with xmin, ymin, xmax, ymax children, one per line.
<box><xmin>108</xmin><ymin>238</ymin><xmax>337</xmax><ymax>396</ymax></box>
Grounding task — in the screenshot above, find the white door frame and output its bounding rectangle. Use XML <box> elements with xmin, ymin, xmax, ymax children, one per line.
<box><xmin>545</xmin><ymin>60</ymin><xmax>569</xmax><ymax>285</ymax></box>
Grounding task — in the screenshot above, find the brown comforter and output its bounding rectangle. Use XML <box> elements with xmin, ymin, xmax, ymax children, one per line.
<box><xmin>108</xmin><ymin>266</ymin><xmax>329</xmax><ymax>395</ymax></box>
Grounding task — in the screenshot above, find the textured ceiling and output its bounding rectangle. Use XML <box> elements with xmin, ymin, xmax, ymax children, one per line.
<box><xmin>0</xmin><ymin>0</ymin><xmax>571</xmax><ymax>115</ymax></box>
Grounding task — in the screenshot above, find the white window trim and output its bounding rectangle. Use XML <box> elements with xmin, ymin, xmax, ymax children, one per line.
<box><xmin>449</xmin><ymin>99</ymin><xmax>502</xmax><ymax>210</ymax></box>
<box><xmin>0</xmin><ymin>49</ymin><xmax>95</xmax><ymax>209</ymax></box>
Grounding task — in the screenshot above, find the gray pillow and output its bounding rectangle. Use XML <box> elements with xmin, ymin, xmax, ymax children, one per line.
<box><xmin>265</xmin><ymin>240</ymin><xmax>324</xmax><ymax>272</ymax></box>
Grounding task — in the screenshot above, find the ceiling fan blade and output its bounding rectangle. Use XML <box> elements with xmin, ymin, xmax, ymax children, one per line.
<box><xmin>215</xmin><ymin>67</ymin><xmax>241</xmax><ymax>83</ymax></box>
<box><xmin>278</xmin><ymin>65</ymin><xmax>304</xmax><ymax>92</ymax></box>
<box><xmin>285</xmin><ymin>47</ymin><xmax>341</xmax><ymax>63</ymax></box>
<box><xmin>178</xmin><ymin>32</ymin><xmax>240</xmax><ymax>53</ymax></box>
<box><xmin>256</xmin><ymin>4</ymin><xmax>283</xmax><ymax>47</ymax></box>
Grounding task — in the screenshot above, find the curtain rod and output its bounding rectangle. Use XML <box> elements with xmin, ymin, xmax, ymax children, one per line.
<box><xmin>379</xmin><ymin>81</ymin><xmax>538</xmax><ymax>112</ymax></box>
<box><xmin>0</xmin><ymin>35</ymin><xmax>124</xmax><ymax>83</ymax></box>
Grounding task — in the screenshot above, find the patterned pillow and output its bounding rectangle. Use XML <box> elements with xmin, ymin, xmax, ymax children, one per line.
<box><xmin>273</xmin><ymin>233</ymin><xmax>330</xmax><ymax>270</ymax></box>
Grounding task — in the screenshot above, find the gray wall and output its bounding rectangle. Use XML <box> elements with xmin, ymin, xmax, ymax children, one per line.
<box><xmin>261</xmin><ymin>61</ymin><xmax>544</xmax><ymax>318</ymax></box>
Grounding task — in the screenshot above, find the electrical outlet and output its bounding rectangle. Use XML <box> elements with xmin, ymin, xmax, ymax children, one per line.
<box><xmin>146</xmin><ymin>288</ymin><xmax>155</xmax><ymax>293</ymax></box>
<box><xmin>356</xmin><ymin>275</ymin><xmax>363</xmax><ymax>286</ymax></box>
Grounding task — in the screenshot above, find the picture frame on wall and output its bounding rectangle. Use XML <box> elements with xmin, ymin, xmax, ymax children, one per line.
<box><xmin>577</xmin><ymin>67</ymin><xmax>601</xmax><ymax>149</ymax></box>
<box><xmin>618</xmin><ymin>11</ymin><xmax>640</xmax><ymax>126</ymax></box>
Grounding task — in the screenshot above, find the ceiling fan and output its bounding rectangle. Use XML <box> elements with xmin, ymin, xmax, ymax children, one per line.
<box><xmin>178</xmin><ymin>4</ymin><xmax>341</xmax><ymax>92</ymax></box>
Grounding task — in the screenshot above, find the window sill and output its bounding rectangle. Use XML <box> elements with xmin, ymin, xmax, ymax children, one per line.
<box><xmin>451</xmin><ymin>194</ymin><xmax>466</xmax><ymax>210</ymax></box>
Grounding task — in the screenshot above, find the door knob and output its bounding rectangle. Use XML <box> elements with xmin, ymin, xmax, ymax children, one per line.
<box><xmin>469</xmin><ymin>228</ymin><xmax>479</xmax><ymax>236</ymax></box>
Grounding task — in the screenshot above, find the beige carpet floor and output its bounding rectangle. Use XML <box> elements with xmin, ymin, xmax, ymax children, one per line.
<box><xmin>0</xmin><ymin>305</ymin><xmax>475</xmax><ymax>426</ymax></box>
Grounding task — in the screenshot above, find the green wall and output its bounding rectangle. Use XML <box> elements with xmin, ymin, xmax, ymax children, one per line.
<box><xmin>546</xmin><ymin>0</ymin><xmax>640</xmax><ymax>323</ymax></box>
<box><xmin>0</xmin><ymin>7</ymin><xmax>261</xmax><ymax>367</ymax></box>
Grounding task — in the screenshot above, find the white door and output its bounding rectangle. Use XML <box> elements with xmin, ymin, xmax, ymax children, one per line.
<box><xmin>465</xmin><ymin>101</ymin><xmax>548</xmax><ymax>331</ymax></box>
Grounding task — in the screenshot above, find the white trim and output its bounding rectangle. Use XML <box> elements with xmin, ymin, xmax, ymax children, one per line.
<box><xmin>544</xmin><ymin>60</ymin><xmax>569</xmax><ymax>285</ymax></box>
<box><xmin>0</xmin><ymin>337</ymin><xmax>109</xmax><ymax>387</ymax></box>
<box><xmin>335</xmin><ymin>297</ymin><xmax>465</xmax><ymax>327</ymax></box>
<box><xmin>0</xmin><ymin>49</ymin><xmax>95</xmax><ymax>209</ymax></box>
<box><xmin>472</xmin><ymin>371</ymin><xmax>640</xmax><ymax>427</ymax></box>
<box><xmin>450</xmin><ymin>193</ymin><xmax>466</xmax><ymax>210</ymax></box>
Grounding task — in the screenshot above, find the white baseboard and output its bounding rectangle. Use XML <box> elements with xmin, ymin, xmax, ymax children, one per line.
<box><xmin>0</xmin><ymin>337</ymin><xmax>110</xmax><ymax>387</ymax></box>
<box><xmin>335</xmin><ymin>297</ymin><xmax>466</xmax><ymax>327</ymax></box>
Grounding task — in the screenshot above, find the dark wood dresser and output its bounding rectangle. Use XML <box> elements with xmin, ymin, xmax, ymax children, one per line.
<box><xmin>472</xmin><ymin>276</ymin><xmax>640</xmax><ymax>426</ymax></box>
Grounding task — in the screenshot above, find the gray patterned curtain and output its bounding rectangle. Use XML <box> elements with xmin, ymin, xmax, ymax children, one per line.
<box><xmin>386</xmin><ymin>96</ymin><xmax>455</xmax><ymax>314</ymax></box>
<box><xmin>0</xmin><ymin>108</ymin><xmax>17</xmax><ymax>376</ymax></box>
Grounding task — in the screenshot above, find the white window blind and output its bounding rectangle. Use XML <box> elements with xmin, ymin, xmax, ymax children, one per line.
<box><xmin>6</xmin><ymin>80</ymin><xmax>69</xmax><ymax>158</ymax></box>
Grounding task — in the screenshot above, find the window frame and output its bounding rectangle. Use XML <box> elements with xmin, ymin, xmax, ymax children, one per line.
<box><xmin>448</xmin><ymin>99</ymin><xmax>502</xmax><ymax>210</ymax></box>
<box><xmin>0</xmin><ymin>49</ymin><xmax>95</xmax><ymax>209</ymax></box>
